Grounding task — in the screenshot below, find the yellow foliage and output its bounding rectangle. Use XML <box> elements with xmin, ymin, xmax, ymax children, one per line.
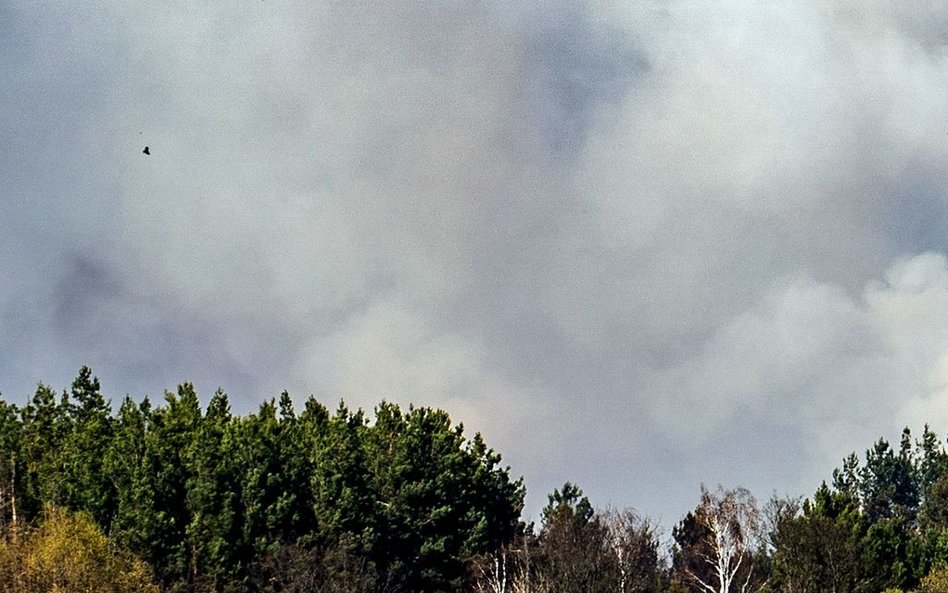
<box><xmin>0</xmin><ymin>507</ymin><xmax>158</xmax><ymax>593</ymax></box>
<box><xmin>917</xmin><ymin>567</ymin><xmax>948</xmax><ymax>593</ymax></box>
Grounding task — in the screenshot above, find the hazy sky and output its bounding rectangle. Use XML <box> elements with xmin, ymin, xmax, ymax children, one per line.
<box><xmin>3</xmin><ymin>1</ymin><xmax>948</xmax><ymax>525</ymax></box>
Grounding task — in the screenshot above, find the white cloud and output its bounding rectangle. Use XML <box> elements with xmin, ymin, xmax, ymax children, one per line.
<box><xmin>632</xmin><ymin>253</ymin><xmax>948</xmax><ymax>509</ymax></box>
<box><xmin>4</xmin><ymin>0</ymin><xmax>948</xmax><ymax>523</ymax></box>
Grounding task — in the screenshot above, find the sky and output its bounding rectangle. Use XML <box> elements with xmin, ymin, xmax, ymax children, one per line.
<box><xmin>2</xmin><ymin>0</ymin><xmax>948</xmax><ymax>526</ymax></box>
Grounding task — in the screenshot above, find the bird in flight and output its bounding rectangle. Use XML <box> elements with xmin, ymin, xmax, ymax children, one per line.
<box><xmin>143</xmin><ymin>146</ymin><xmax>150</xmax><ymax>155</ymax></box>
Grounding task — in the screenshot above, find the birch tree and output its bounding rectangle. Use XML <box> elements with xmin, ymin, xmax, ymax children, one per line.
<box><xmin>675</xmin><ymin>485</ymin><xmax>766</xmax><ymax>593</ymax></box>
<box><xmin>0</xmin><ymin>402</ymin><xmax>19</xmax><ymax>533</ymax></box>
<box><xmin>603</xmin><ymin>508</ymin><xmax>662</xmax><ymax>593</ymax></box>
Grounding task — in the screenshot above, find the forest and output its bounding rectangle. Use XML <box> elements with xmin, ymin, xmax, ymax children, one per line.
<box><xmin>2</xmin><ymin>368</ymin><xmax>948</xmax><ymax>593</ymax></box>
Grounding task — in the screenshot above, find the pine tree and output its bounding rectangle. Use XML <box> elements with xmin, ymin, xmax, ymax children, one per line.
<box><xmin>311</xmin><ymin>402</ymin><xmax>375</xmax><ymax>553</ymax></box>
<box><xmin>184</xmin><ymin>389</ymin><xmax>238</xmax><ymax>590</ymax></box>
<box><xmin>539</xmin><ymin>482</ymin><xmax>617</xmax><ymax>593</ymax></box>
<box><xmin>366</xmin><ymin>403</ymin><xmax>523</xmax><ymax>592</ymax></box>
<box><xmin>60</xmin><ymin>367</ymin><xmax>114</xmax><ymax>525</ymax></box>
<box><xmin>106</xmin><ymin>396</ymin><xmax>153</xmax><ymax>556</ymax></box>
<box><xmin>20</xmin><ymin>383</ymin><xmax>69</xmax><ymax>518</ymax></box>
<box><xmin>142</xmin><ymin>385</ymin><xmax>202</xmax><ymax>589</ymax></box>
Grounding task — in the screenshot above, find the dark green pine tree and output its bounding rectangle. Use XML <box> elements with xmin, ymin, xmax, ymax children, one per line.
<box><xmin>0</xmin><ymin>373</ymin><xmax>527</xmax><ymax>593</ymax></box>
<box><xmin>367</xmin><ymin>403</ymin><xmax>522</xmax><ymax>593</ymax></box>
<box><xmin>918</xmin><ymin>426</ymin><xmax>948</xmax><ymax>498</ymax></box>
<box><xmin>859</xmin><ymin>433</ymin><xmax>919</xmax><ymax>524</ymax></box>
<box><xmin>368</xmin><ymin>402</ymin><xmax>438</xmax><ymax>591</ymax></box>
<box><xmin>857</xmin><ymin>433</ymin><xmax>919</xmax><ymax>590</ymax></box>
<box><xmin>184</xmin><ymin>388</ymin><xmax>239</xmax><ymax>591</ymax></box>
<box><xmin>106</xmin><ymin>396</ymin><xmax>156</xmax><ymax>558</ymax></box>
<box><xmin>230</xmin><ymin>398</ymin><xmax>299</xmax><ymax>569</ymax></box>
<box><xmin>310</xmin><ymin>401</ymin><xmax>376</xmax><ymax>554</ymax></box>
<box><xmin>770</xmin><ymin>483</ymin><xmax>869</xmax><ymax>593</ymax></box>
<box><xmin>143</xmin><ymin>384</ymin><xmax>203</xmax><ymax>590</ymax></box>
<box><xmin>460</xmin><ymin>432</ymin><xmax>524</xmax><ymax>559</ymax></box>
<box><xmin>832</xmin><ymin>452</ymin><xmax>862</xmax><ymax>501</ymax></box>
<box><xmin>296</xmin><ymin>395</ymin><xmax>331</xmax><ymax>547</ymax></box>
<box><xmin>671</xmin><ymin>508</ymin><xmax>713</xmax><ymax>593</ymax></box>
<box><xmin>921</xmin><ymin>474</ymin><xmax>948</xmax><ymax>532</ymax></box>
<box><xmin>19</xmin><ymin>383</ymin><xmax>70</xmax><ymax>518</ymax></box>
<box><xmin>270</xmin><ymin>391</ymin><xmax>315</xmax><ymax>545</ymax></box>
<box><xmin>910</xmin><ymin>427</ymin><xmax>948</xmax><ymax>580</ymax></box>
<box><xmin>59</xmin><ymin>366</ymin><xmax>115</xmax><ymax>526</ymax></box>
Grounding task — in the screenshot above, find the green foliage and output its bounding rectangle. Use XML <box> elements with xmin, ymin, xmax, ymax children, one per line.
<box><xmin>184</xmin><ymin>388</ymin><xmax>240</xmax><ymax>591</ymax></box>
<box><xmin>542</xmin><ymin>481</ymin><xmax>593</xmax><ymax>527</ymax></box>
<box><xmin>859</xmin><ymin>432</ymin><xmax>919</xmax><ymax>523</ymax></box>
<box><xmin>922</xmin><ymin>474</ymin><xmax>948</xmax><ymax>531</ymax></box>
<box><xmin>770</xmin><ymin>482</ymin><xmax>882</xmax><ymax>593</ymax></box>
<box><xmin>365</xmin><ymin>402</ymin><xmax>523</xmax><ymax>592</ymax></box>
<box><xmin>106</xmin><ymin>396</ymin><xmax>154</xmax><ymax>556</ymax></box>
<box><xmin>20</xmin><ymin>384</ymin><xmax>69</xmax><ymax>515</ymax></box>
<box><xmin>539</xmin><ymin>482</ymin><xmax>611</xmax><ymax>593</ymax></box>
<box><xmin>0</xmin><ymin>369</ymin><xmax>525</xmax><ymax>593</ymax></box>
<box><xmin>32</xmin><ymin>371</ymin><xmax>948</xmax><ymax>593</ymax></box>
<box><xmin>310</xmin><ymin>401</ymin><xmax>374</xmax><ymax>553</ymax></box>
<box><xmin>770</xmin><ymin>427</ymin><xmax>948</xmax><ymax>593</ymax></box>
<box><xmin>918</xmin><ymin>426</ymin><xmax>948</xmax><ymax>499</ymax></box>
<box><xmin>59</xmin><ymin>366</ymin><xmax>115</xmax><ymax>525</ymax></box>
<box><xmin>671</xmin><ymin>509</ymin><xmax>713</xmax><ymax>592</ymax></box>
<box><xmin>139</xmin><ymin>384</ymin><xmax>202</xmax><ymax>586</ymax></box>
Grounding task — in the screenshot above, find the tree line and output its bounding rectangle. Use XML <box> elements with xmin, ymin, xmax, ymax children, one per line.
<box><xmin>0</xmin><ymin>367</ymin><xmax>521</xmax><ymax>592</ymax></box>
<box><xmin>3</xmin><ymin>368</ymin><xmax>948</xmax><ymax>593</ymax></box>
<box><xmin>474</xmin><ymin>428</ymin><xmax>948</xmax><ymax>593</ymax></box>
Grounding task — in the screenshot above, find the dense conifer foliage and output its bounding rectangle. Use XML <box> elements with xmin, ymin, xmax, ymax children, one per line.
<box><xmin>762</xmin><ymin>426</ymin><xmax>948</xmax><ymax>593</ymax></box>
<box><xmin>7</xmin><ymin>369</ymin><xmax>948</xmax><ymax>593</ymax></box>
<box><xmin>0</xmin><ymin>368</ymin><xmax>524</xmax><ymax>593</ymax></box>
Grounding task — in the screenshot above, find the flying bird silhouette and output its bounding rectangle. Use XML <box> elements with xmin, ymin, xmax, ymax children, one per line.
<box><xmin>143</xmin><ymin>146</ymin><xmax>150</xmax><ymax>155</ymax></box>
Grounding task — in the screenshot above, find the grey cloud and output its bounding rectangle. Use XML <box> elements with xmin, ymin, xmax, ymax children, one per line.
<box><xmin>829</xmin><ymin>1</ymin><xmax>948</xmax><ymax>50</ymax></box>
<box><xmin>3</xmin><ymin>0</ymin><xmax>948</xmax><ymax>524</ymax></box>
<box><xmin>630</xmin><ymin>254</ymin><xmax>948</xmax><ymax>516</ymax></box>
